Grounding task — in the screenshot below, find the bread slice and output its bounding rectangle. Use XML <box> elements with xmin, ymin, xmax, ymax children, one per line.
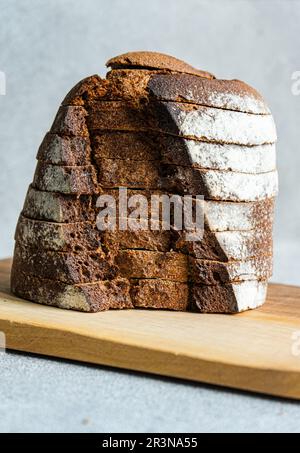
<box><xmin>15</xmin><ymin>215</ymin><xmax>101</xmax><ymax>252</ymax></box>
<box><xmin>148</xmin><ymin>73</ymin><xmax>270</xmax><ymax>114</ymax></box>
<box><xmin>175</xmin><ymin>227</ymin><xmax>273</xmax><ymax>261</ymax></box>
<box><xmin>204</xmin><ymin>198</ymin><xmax>274</xmax><ymax>232</ymax></box>
<box><xmin>22</xmin><ymin>186</ymin><xmax>95</xmax><ymax>223</ymax></box>
<box><xmin>87</xmin><ymin>100</ymin><xmax>276</xmax><ymax>146</ymax></box>
<box><xmin>191</xmin><ymin>280</ymin><xmax>268</xmax><ymax>313</ymax></box>
<box><xmin>37</xmin><ymin>133</ymin><xmax>91</xmax><ymax>166</ymax></box>
<box><xmin>160</xmin><ymin>136</ymin><xmax>276</xmax><ymax>173</ymax></box>
<box><xmin>34</xmin><ymin>157</ymin><xmax>277</xmax><ymax>201</ymax></box>
<box><xmin>50</xmin><ymin>105</ymin><xmax>89</xmax><ymax>137</ymax></box>
<box><xmin>11</xmin><ymin>271</ymin><xmax>132</xmax><ymax>312</ymax></box>
<box><xmin>99</xmin><ymin>160</ymin><xmax>278</xmax><ymax>202</ymax></box>
<box><xmin>92</xmin><ymin>131</ymin><xmax>161</xmax><ymax>161</ymax></box>
<box><xmin>155</xmin><ymin>102</ymin><xmax>277</xmax><ymax>146</ymax></box>
<box><xmin>106</xmin><ymin>51</ymin><xmax>215</xmax><ymax>79</ymax></box>
<box><xmin>130</xmin><ymin>279</ymin><xmax>189</xmax><ymax>311</ymax></box>
<box><xmin>91</xmin><ymin>131</ymin><xmax>276</xmax><ymax>173</ymax></box>
<box><xmin>190</xmin><ymin>255</ymin><xmax>272</xmax><ymax>284</ymax></box>
<box><xmin>32</xmin><ymin>163</ymin><xmax>98</xmax><ymax>194</ymax></box>
<box><xmin>115</xmin><ymin>250</ymin><xmax>188</xmax><ymax>282</ymax></box>
<box><xmin>15</xmin><ymin>215</ymin><xmax>172</xmax><ymax>252</ymax></box>
<box><xmin>116</xmin><ymin>250</ymin><xmax>272</xmax><ymax>284</ymax></box>
<box><xmin>62</xmin><ymin>68</ymin><xmax>268</xmax><ymax>116</ymax></box>
<box><xmin>12</xmin><ymin>244</ymin><xmax>116</xmax><ymax>284</ymax></box>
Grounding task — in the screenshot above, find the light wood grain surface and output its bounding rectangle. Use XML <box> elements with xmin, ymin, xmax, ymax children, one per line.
<box><xmin>0</xmin><ymin>258</ymin><xmax>300</xmax><ymax>400</ymax></box>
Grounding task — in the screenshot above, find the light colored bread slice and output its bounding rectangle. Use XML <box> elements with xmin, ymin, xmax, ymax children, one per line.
<box><xmin>32</xmin><ymin>163</ymin><xmax>98</xmax><ymax>194</ymax></box>
<box><xmin>198</xmin><ymin>168</ymin><xmax>278</xmax><ymax>202</ymax></box>
<box><xmin>11</xmin><ymin>271</ymin><xmax>132</xmax><ymax>312</ymax></box>
<box><xmin>204</xmin><ymin>198</ymin><xmax>274</xmax><ymax>232</ymax></box>
<box><xmin>157</xmin><ymin>102</ymin><xmax>277</xmax><ymax>146</ymax></box>
<box><xmin>191</xmin><ymin>280</ymin><xmax>268</xmax><ymax>313</ymax></box>
<box><xmin>178</xmin><ymin>140</ymin><xmax>276</xmax><ymax>173</ymax></box>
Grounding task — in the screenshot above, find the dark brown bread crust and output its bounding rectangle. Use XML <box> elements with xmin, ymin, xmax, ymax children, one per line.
<box><xmin>106</xmin><ymin>51</ymin><xmax>215</xmax><ymax>79</ymax></box>
<box><xmin>11</xmin><ymin>271</ymin><xmax>133</xmax><ymax>312</ymax></box>
<box><xmin>148</xmin><ymin>73</ymin><xmax>270</xmax><ymax>114</ymax></box>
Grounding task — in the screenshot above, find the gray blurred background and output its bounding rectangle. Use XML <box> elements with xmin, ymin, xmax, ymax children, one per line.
<box><xmin>0</xmin><ymin>0</ymin><xmax>299</xmax><ymax>283</ymax></box>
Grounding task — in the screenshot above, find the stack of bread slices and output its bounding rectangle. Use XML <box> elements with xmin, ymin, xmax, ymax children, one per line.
<box><xmin>11</xmin><ymin>52</ymin><xmax>278</xmax><ymax>313</ymax></box>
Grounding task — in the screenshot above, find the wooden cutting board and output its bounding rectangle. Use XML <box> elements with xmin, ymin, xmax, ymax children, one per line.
<box><xmin>1</xmin><ymin>258</ymin><xmax>300</xmax><ymax>400</ymax></box>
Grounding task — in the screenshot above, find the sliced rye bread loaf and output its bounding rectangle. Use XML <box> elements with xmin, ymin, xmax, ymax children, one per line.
<box><xmin>11</xmin><ymin>51</ymin><xmax>277</xmax><ymax>313</ymax></box>
<box><xmin>11</xmin><ymin>271</ymin><xmax>132</xmax><ymax>312</ymax></box>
